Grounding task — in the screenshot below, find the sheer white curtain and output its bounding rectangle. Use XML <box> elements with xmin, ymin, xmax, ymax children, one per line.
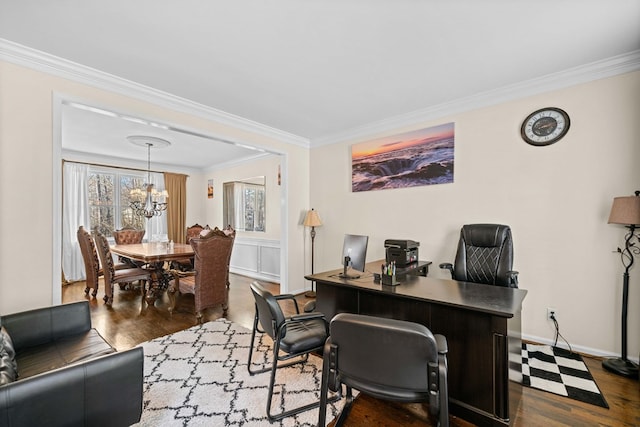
<box><xmin>62</xmin><ymin>162</ymin><xmax>90</xmax><ymax>281</ymax></box>
<box><xmin>146</xmin><ymin>172</ymin><xmax>168</xmax><ymax>241</ymax></box>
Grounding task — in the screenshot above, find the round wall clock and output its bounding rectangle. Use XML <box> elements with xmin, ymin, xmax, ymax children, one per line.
<box><xmin>520</xmin><ymin>107</ymin><xmax>570</xmax><ymax>146</ymax></box>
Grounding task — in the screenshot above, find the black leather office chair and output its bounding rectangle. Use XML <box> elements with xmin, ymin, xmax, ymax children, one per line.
<box><xmin>248</xmin><ymin>281</ymin><xmax>337</xmax><ymax>421</ymax></box>
<box><xmin>318</xmin><ymin>313</ymin><xmax>449</xmax><ymax>427</ymax></box>
<box><xmin>439</xmin><ymin>223</ymin><xmax>519</xmax><ymax>288</ymax></box>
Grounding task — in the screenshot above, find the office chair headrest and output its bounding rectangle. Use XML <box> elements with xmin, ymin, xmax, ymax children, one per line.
<box><xmin>461</xmin><ymin>224</ymin><xmax>511</xmax><ymax>248</ymax></box>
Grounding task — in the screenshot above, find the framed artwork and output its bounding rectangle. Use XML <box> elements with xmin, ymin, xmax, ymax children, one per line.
<box><xmin>351</xmin><ymin>122</ymin><xmax>454</xmax><ymax>192</ymax></box>
<box><xmin>207</xmin><ymin>179</ymin><xmax>214</xmax><ymax>199</ymax></box>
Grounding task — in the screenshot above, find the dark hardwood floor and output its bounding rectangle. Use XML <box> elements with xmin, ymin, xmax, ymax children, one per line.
<box><xmin>62</xmin><ymin>275</ymin><xmax>639</xmax><ymax>427</ymax></box>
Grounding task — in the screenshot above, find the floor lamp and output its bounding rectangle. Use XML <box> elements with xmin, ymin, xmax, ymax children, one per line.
<box><xmin>304</xmin><ymin>208</ymin><xmax>322</xmax><ymax>298</ymax></box>
<box><xmin>604</xmin><ymin>191</ymin><xmax>640</xmax><ymax>378</ymax></box>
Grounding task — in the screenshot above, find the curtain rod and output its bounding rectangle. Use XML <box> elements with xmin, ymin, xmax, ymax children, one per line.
<box><xmin>62</xmin><ymin>159</ymin><xmax>189</xmax><ymax>177</ymax></box>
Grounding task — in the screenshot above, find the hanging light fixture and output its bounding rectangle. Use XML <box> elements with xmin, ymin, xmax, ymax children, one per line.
<box><xmin>127</xmin><ymin>135</ymin><xmax>170</xmax><ymax>219</ymax></box>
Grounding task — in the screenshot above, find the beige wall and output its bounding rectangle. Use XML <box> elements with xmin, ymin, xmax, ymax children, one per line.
<box><xmin>0</xmin><ymin>60</ymin><xmax>310</xmax><ymax>313</ymax></box>
<box><xmin>309</xmin><ymin>71</ymin><xmax>640</xmax><ymax>359</ymax></box>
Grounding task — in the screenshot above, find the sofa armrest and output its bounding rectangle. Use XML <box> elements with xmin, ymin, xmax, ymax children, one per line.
<box><xmin>0</xmin><ymin>301</ymin><xmax>91</xmax><ymax>350</ymax></box>
<box><xmin>0</xmin><ymin>347</ymin><xmax>143</xmax><ymax>427</ymax></box>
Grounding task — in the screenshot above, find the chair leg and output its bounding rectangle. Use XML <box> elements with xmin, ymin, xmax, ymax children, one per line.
<box><xmin>167</xmin><ymin>285</ymin><xmax>178</xmax><ymax>315</ymax></box>
<box><xmin>332</xmin><ymin>387</ymin><xmax>354</xmax><ymax>427</ymax></box>
<box><xmin>247</xmin><ymin>319</ymin><xmax>310</xmax><ymax>376</ymax></box>
<box><xmin>247</xmin><ymin>312</ymin><xmax>260</xmax><ymax>374</ymax></box>
<box><xmin>265</xmin><ymin>339</ymin><xmax>325</xmax><ymax>422</ymax></box>
<box><xmin>438</xmin><ymin>357</ymin><xmax>449</xmax><ymax>427</ymax></box>
<box><xmin>104</xmin><ymin>283</ymin><xmax>114</xmax><ymax>306</ymax></box>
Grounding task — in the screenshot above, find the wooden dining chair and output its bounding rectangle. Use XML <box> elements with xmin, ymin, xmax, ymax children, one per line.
<box><xmin>168</xmin><ymin>227</ymin><xmax>234</xmax><ymax>322</ymax></box>
<box><xmin>112</xmin><ymin>226</ymin><xmax>146</xmax><ymax>267</ymax></box>
<box><xmin>170</xmin><ymin>223</ymin><xmax>208</xmax><ymax>271</ymax></box>
<box><xmin>93</xmin><ymin>231</ymin><xmax>152</xmax><ymax>306</ymax></box>
<box><xmin>222</xmin><ymin>225</ymin><xmax>236</xmax><ymax>288</ymax></box>
<box><xmin>77</xmin><ymin>226</ymin><xmax>102</xmax><ymax>297</ymax></box>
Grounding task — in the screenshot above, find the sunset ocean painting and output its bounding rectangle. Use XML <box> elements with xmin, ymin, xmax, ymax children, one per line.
<box><xmin>351</xmin><ymin>122</ymin><xmax>454</xmax><ymax>192</ymax></box>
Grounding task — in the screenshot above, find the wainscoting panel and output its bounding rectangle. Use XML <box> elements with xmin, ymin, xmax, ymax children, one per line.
<box><xmin>230</xmin><ymin>238</ymin><xmax>280</xmax><ymax>282</ymax></box>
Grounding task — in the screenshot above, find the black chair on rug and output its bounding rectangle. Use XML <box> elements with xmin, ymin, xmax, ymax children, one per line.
<box><xmin>439</xmin><ymin>223</ymin><xmax>519</xmax><ymax>288</ymax></box>
<box><xmin>248</xmin><ymin>281</ymin><xmax>337</xmax><ymax>421</ymax></box>
<box><xmin>318</xmin><ymin>313</ymin><xmax>450</xmax><ymax>427</ymax></box>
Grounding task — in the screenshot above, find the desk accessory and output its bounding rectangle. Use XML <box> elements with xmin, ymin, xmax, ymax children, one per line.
<box><xmin>605</xmin><ymin>191</ymin><xmax>640</xmax><ymax>378</ymax></box>
<box><xmin>381</xmin><ymin>261</ymin><xmax>399</xmax><ymax>286</ymax></box>
<box><xmin>303</xmin><ymin>208</ymin><xmax>322</xmax><ymax>297</ymax></box>
<box><xmin>381</xmin><ymin>274</ymin><xmax>398</xmax><ymax>286</ymax></box>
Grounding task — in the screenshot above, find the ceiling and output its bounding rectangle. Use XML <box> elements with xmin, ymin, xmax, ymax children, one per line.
<box><xmin>1</xmin><ymin>1</ymin><xmax>639</xmax><ymax>169</ymax></box>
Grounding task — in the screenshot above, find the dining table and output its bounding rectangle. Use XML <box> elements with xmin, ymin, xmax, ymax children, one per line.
<box><xmin>110</xmin><ymin>242</ymin><xmax>194</xmax><ymax>305</ymax></box>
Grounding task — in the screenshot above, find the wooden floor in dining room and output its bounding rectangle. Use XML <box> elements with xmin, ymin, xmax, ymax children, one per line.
<box><xmin>63</xmin><ymin>274</ymin><xmax>639</xmax><ymax>427</ymax></box>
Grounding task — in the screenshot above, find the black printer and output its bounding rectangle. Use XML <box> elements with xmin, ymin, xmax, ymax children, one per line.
<box><xmin>384</xmin><ymin>239</ymin><xmax>419</xmax><ymax>267</ymax></box>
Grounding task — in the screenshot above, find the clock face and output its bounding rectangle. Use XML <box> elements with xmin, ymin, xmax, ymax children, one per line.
<box><xmin>521</xmin><ymin>108</ymin><xmax>570</xmax><ymax>146</ymax></box>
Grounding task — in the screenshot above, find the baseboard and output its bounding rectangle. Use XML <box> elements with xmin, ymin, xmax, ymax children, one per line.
<box><xmin>523</xmin><ymin>333</ymin><xmax>640</xmax><ymax>364</ymax></box>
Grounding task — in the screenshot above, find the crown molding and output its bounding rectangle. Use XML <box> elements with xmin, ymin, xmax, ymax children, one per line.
<box><xmin>3</xmin><ymin>38</ymin><xmax>638</xmax><ymax>150</ymax></box>
<box><xmin>313</xmin><ymin>50</ymin><xmax>640</xmax><ymax>147</ymax></box>
<box><xmin>0</xmin><ymin>38</ymin><xmax>310</xmax><ymax>149</ymax></box>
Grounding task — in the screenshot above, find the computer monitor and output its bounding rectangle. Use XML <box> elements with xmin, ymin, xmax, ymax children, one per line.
<box><xmin>339</xmin><ymin>234</ymin><xmax>369</xmax><ymax>279</ymax></box>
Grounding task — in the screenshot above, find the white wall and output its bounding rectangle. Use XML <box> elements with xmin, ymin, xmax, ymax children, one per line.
<box><xmin>309</xmin><ymin>71</ymin><xmax>640</xmax><ymax>360</ymax></box>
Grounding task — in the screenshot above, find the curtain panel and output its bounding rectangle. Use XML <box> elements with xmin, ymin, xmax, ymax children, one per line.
<box><xmin>164</xmin><ymin>172</ymin><xmax>187</xmax><ymax>244</ymax></box>
<box><xmin>62</xmin><ymin>162</ymin><xmax>90</xmax><ymax>282</ymax></box>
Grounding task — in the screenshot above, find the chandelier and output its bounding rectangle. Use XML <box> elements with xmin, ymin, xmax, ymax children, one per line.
<box><xmin>127</xmin><ymin>136</ymin><xmax>170</xmax><ymax>219</ymax></box>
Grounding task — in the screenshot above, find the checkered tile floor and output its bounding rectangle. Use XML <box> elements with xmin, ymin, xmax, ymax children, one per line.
<box><xmin>522</xmin><ymin>343</ymin><xmax>608</xmax><ymax>408</ymax></box>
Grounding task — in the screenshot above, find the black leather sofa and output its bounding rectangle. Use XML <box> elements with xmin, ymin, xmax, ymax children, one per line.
<box><xmin>0</xmin><ymin>301</ymin><xmax>143</xmax><ymax>426</ymax></box>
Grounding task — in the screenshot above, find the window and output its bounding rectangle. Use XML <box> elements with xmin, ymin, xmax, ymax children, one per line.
<box><xmin>223</xmin><ymin>179</ymin><xmax>266</xmax><ymax>232</ymax></box>
<box><xmin>88</xmin><ymin>169</ymin><xmax>147</xmax><ymax>236</ymax></box>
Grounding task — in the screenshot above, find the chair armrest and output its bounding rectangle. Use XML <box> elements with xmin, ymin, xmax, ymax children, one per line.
<box><xmin>507</xmin><ymin>270</ymin><xmax>519</xmax><ymax>288</ymax></box>
<box><xmin>303</xmin><ymin>301</ymin><xmax>316</xmax><ymax>313</ymax></box>
<box><xmin>438</xmin><ymin>263</ymin><xmax>454</xmax><ymax>279</ymax></box>
<box><xmin>0</xmin><ymin>301</ymin><xmax>91</xmax><ymax>350</ymax></box>
<box><xmin>0</xmin><ymin>347</ymin><xmax>143</xmax><ymax>426</ymax></box>
<box><xmin>289</xmin><ymin>312</ymin><xmax>326</xmax><ymax>323</ymax></box>
<box><xmin>169</xmin><ymin>269</ymin><xmax>195</xmax><ymax>279</ymax></box>
<box><xmin>434</xmin><ymin>334</ymin><xmax>448</xmax><ymax>355</ymax></box>
<box><xmin>274</xmin><ymin>293</ymin><xmax>300</xmax><ymax>314</ymax></box>
<box><xmin>168</xmin><ymin>269</ymin><xmax>196</xmax><ymax>291</ymax></box>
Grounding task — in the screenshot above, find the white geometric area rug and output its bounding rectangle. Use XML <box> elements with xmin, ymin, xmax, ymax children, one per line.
<box><xmin>134</xmin><ymin>318</ymin><xmax>343</xmax><ymax>426</ymax></box>
<box><xmin>522</xmin><ymin>343</ymin><xmax>608</xmax><ymax>409</ymax></box>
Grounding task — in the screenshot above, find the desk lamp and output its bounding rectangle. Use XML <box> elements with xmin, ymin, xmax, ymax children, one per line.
<box><xmin>605</xmin><ymin>191</ymin><xmax>640</xmax><ymax>378</ymax></box>
<box><xmin>303</xmin><ymin>208</ymin><xmax>322</xmax><ymax>298</ymax></box>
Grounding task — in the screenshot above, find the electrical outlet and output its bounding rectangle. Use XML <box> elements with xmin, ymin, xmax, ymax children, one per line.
<box><xmin>547</xmin><ymin>307</ymin><xmax>557</xmax><ymax>320</ymax></box>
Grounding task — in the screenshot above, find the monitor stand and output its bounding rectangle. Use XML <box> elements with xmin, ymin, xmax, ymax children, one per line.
<box><xmin>338</xmin><ymin>255</ymin><xmax>361</xmax><ymax>279</ymax></box>
<box><xmin>339</xmin><ymin>272</ymin><xmax>361</xmax><ymax>279</ymax></box>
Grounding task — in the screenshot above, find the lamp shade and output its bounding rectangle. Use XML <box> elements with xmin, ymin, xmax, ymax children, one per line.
<box><xmin>303</xmin><ymin>209</ymin><xmax>322</xmax><ymax>227</ymax></box>
<box><xmin>608</xmin><ymin>193</ymin><xmax>640</xmax><ymax>226</ymax></box>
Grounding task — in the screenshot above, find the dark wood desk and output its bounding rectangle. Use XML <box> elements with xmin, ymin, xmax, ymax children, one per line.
<box><xmin>306</xmin><ymin>261</ymin><xmax>527</xmax><ymax>427</ymax></box>
<box><xmin>111</xmin><ymin>243</ymin><xmax>194</xmax><ymax>304</ymax></box>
